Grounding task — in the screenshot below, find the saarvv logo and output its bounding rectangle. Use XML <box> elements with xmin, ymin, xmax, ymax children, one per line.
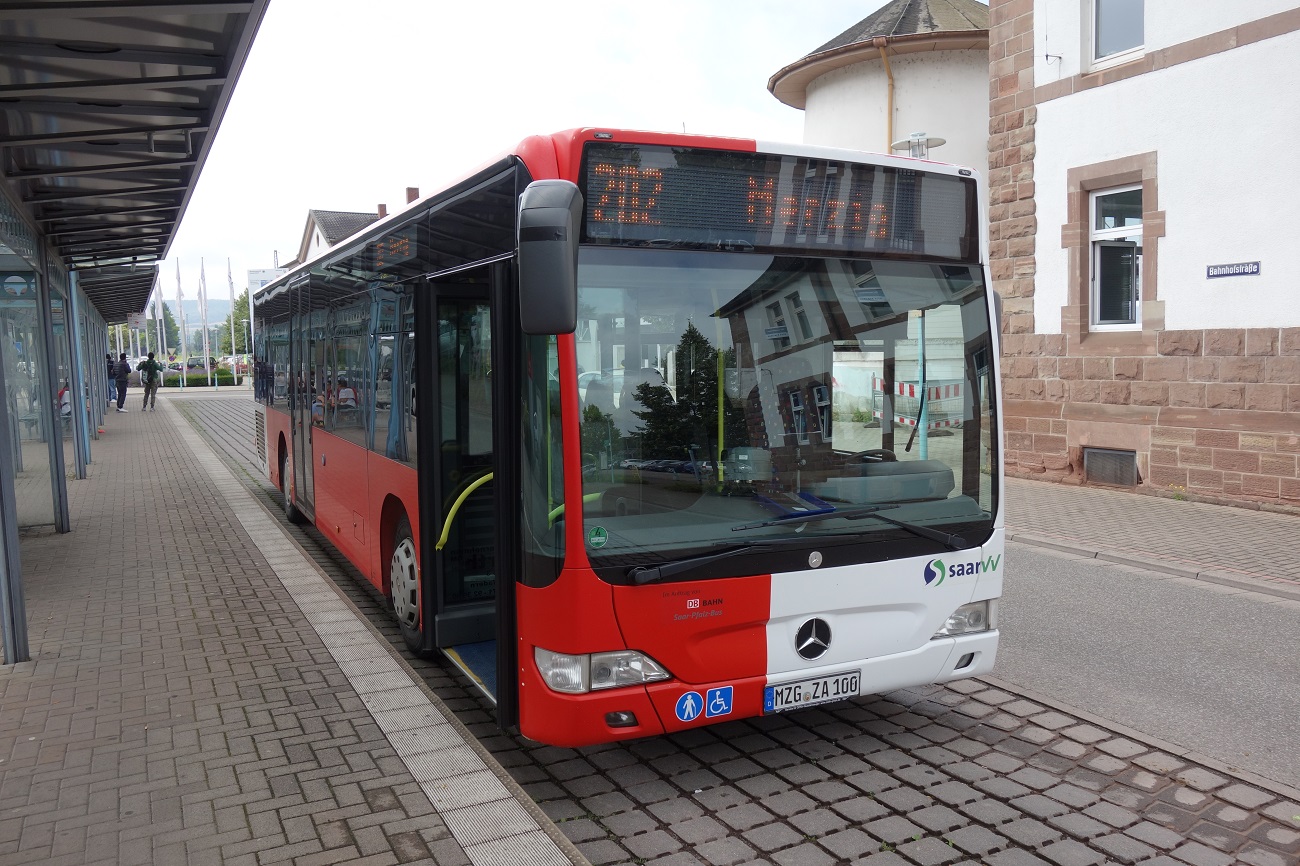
<box><xmin>925</xmin><ymin>555</ymin><xmax>1002</xmax><ymax>586</ymax></box>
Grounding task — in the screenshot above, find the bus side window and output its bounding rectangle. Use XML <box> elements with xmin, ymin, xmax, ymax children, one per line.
<box><xmin>330</xmin><ymin>303</ymin><xmax>367</xmax><ymax>445</ymax></box>
<box><xmin>400</xmin><ymin>320</ymin><xmax>417</xmax><ymax>466</ymax></box>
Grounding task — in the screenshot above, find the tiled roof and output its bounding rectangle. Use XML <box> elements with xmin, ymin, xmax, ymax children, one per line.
<box><xmin>309</xmin><ymin>209</ymin><xmax>380</xmax><ymax>246</ymax></box>
<box><xmin>814</xmin><ymin>0</ymin><xmax>989</xmax><ymax>54</ymax></box>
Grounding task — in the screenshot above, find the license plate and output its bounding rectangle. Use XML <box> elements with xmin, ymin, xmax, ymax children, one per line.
<box><xmin>764</xmin><ymin>670</ymin><xmax>861</xmax><ymax>713</ymax></box>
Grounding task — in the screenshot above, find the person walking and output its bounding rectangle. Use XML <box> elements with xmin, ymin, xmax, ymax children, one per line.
<box><xmin>136</xmin><ymin>351</ymin><xmax>164</xmax><ymax>411</ymax></box>
<box><xmin>106</xmin><ymin>353</ymin><xmax>115</xmax><ymax>407</ymax></box>
<box><xmin>114</xmin><ymin>352</ymin><xmax>130</xmax><ymax>412</ymax></box>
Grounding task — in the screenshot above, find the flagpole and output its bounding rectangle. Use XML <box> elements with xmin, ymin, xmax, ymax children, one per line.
<box><xmin>200</xmin><ymin>258</ymin><xmax>214</xmax><ymax>389</ymax></box>
<box><xmin>144</xmin><ymin>279</ymin><xmax>153</xmax><ymax>354</ymax></box>
<box><xmin>176</xmin><ymin>260</ymin><xmax>186</xmax><ymax>390</ymax></box>
<box><xmin>153</xmin><ymin>276</ymin><xmax>164</xmax><ymax>360</ymax></box>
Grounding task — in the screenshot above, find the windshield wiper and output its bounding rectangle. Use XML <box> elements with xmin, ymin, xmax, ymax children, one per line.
<box><xmin>733</xmin><ymin>504</ymin><xmax>967</xmax><ymax>551</ymax></box>
<box><xmin>628</xmin><ymin>542</ymin><xmax>779</xmax><ymax>585</ymax></box>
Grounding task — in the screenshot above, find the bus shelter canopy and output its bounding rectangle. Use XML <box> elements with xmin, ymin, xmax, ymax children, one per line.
<box><xmin>0</xmin><ymin>1</ymin><xmax>270</xmax><ymax>322</ymax></box>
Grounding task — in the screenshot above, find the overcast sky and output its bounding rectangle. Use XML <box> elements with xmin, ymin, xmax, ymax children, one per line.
<box><xmin>156</xmin><ymin>0</ymin><xmax>889</xmax><ymax>309</ymax></box>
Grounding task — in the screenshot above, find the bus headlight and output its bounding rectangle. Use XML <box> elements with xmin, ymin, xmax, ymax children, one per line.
<box><xmin>932</xmin><ymin>600</ymin><xmax>995</xmax><ymax>638</ymax></box>
<box><xmin>590</xmin><ymin>650</ymin><xmax>671</xmax><ymax>690</ymax></box>
<box><xmin>535</xmin><ymin>647</ymin><xmax>671</xmax><ymax>693</ymax></box>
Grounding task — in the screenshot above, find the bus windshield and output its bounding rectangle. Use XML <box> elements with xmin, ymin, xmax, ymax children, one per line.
<box><xmin>574</xmin><ymin>246</ymin><xmax>997</xmax><ymax>582</ymax></box>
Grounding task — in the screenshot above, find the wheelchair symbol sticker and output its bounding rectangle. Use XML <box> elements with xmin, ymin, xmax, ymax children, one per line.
<box><xmin>705</xmin><ymin>686</ymin><xmax>733</xmax><ymax>718</ymax></box>
<box><xmin>675</xmin><ymin>691</ymin><xmax>703</xmax><ymax>722</ymax></box>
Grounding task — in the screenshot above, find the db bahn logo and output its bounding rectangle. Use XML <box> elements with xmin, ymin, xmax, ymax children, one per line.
<box><xmin>795</xmin><ymin>618</ymin><xmax>832</xmax><ymax>660</ymax></box>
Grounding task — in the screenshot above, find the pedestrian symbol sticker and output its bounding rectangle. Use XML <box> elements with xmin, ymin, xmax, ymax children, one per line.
<box><xmin>675</xmin><ymin>691</ymin><xmax>702</xmax><ymax>722</ymax></box>
<box><xmin>705</xmin><ymin>686</ymin><xmax>733</xmax><ymax>718</ymax></box>
<box><xmin>588</xmin><ymin>526</ymin><xmax>608</xmax><ymax>548</ymax></box>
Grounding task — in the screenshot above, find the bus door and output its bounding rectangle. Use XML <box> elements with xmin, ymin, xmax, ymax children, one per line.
<box><xmin>420</xmin><ymin>270</ymin><xmax>498</xmax><ymax>695</ymax></box>
<box><xmin>289</xmin><ymin>282</ymin><xmax>317</xmax><ymax>518</ymax></box>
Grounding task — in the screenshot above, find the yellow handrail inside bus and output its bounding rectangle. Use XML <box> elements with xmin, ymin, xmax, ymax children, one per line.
<box><xmin>549</xmin><ymin>492</ymin><xmax>602</xmax><ymax>523</ymax></box>
<box><xmin>436</xmin><ymin>471</ymin><xmax>494</xmax><ymax>551</ymax></box>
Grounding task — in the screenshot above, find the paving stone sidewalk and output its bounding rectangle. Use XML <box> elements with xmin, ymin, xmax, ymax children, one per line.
<box><xmin>0</xmin><ymin>396</ymin><xmax>581</xmax><ymax>866</ymax></box>
<box><xmin>1004</xmin><ymin>478</ymin><xmax>1300</xmax><ymax>595</ymax></box>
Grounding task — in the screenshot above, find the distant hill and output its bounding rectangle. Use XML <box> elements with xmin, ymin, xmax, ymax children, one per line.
<box><xmin>182</xmin><ymin>298</ymin><xmax>231</xmax><ymax>322</ymax></box>
<box><xmin>165</xmin><ymin>299</ymin><xmax>232</xmax><ymax>329</ymax></box>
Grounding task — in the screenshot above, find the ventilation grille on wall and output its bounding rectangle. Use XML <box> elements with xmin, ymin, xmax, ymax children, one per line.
<box><xmin>1083</xmin><ymin>447</ymin><xmax>1138</xmax><ymax>487</ymax></box>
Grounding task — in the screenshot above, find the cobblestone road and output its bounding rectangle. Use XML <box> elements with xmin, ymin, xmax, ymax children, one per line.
<box><xmin>175</xmin><ymin>392</ymin><xmax>1300</xmax><ymax>866</ymax></box>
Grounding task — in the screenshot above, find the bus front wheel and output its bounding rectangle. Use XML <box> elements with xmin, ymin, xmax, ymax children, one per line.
<box><xmin>390</xmin><ymin>517</ymin><xmax>427</xmax><ymax>655</ymax></box>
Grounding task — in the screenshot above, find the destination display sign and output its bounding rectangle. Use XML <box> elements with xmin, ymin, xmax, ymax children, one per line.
<box><xmin>581</xmin><ymin>143</ymin><xmax>978</xmax><ymax>262</ymax></box>
<box><xmin>371</xmin><ymin>227</ymin><xmax>417</xmax><ymax>271</ymax></box>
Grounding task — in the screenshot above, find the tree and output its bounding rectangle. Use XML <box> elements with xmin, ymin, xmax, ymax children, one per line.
<box><xmin>581</xmin><ymin>404</ymin><xmax>615</xmax><ymax>465</ymax></box>
<box><xmin>205</xmin><ymin>325</ymin><xmax>222</xmax><ymax>356</ymax></box>
<box><xmin>631</xmin><ymin>382</ymin><xmax>695</xmax><ymax>459</ymax></box>
<box><xmin>216</xmin><ymin>289</ymin><xmax>251</xmax><ymax>355</ymax></box>
<box><xmin>157</xmin><ymin>301</ymin><xmax>182</xmax><ymax>355</ymax></box>
<box><xmin>634</xmin><ymin>322</ymin><xmax>747</xmax><ymax>459</ymax></box>
<box><xmin>146</xmin><ymin>302</ymin><xmax>180</xmax><ymax>355</ymax></box>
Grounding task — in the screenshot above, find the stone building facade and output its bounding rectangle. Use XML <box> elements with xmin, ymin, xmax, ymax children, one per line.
<box><xmin>988</xmin><ymin>1</ymin><xmax>1300</xmax><ymax>510</ymax></box>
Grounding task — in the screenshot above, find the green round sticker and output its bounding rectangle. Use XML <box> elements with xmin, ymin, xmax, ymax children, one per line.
<box><xmin>588</xmin><ymin>526</ymin><xmax>609</xmax><ymax>548</ymax></box>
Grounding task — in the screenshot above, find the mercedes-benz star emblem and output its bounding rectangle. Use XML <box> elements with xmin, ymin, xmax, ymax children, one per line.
<box><xmin>795</xmin><ymin>618</ymin><xmax>832</xmax><ymax>660</ymax></box>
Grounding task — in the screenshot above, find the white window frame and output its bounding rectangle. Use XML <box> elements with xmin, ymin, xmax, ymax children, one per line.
<box><xmin>789</xmin><ymin>391</ymin><xmax>809</xmax><ymax>444</ymax></box>
<box><xmin>1089</xmin><ymin>185</ymin><xmax>1143</xmax><ymax>331</ymax></box>
<box><xmin>812</xmin><ymin>384</ymin><xmax>832</xmax><ymax>442</ymax></box>
<box><xmin>785</xmin><ymin>290</ymin><xmax>814</xmax><ymax>342</ymax></box>
<box><xmin>766</xmin><ymin>300</ymin><xmax>790</xmax><ymax>350</ymax></box>
<box><xmin>1088</xmin><ymin>0</ymin><xmax>1144</xmax><ymax>72</ymax></box>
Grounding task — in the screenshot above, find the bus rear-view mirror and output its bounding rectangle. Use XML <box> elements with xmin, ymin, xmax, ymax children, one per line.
<box><xmin>518</xmin><ymin>179</ymin><xmax>582</xmax><ymax>335</ymax></box>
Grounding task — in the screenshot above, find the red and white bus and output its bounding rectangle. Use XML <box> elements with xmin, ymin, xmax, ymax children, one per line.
<box><xmin>253</xmin><ymin>128</ymin><xmax>1003</xmax><ymax>747</ymax></box>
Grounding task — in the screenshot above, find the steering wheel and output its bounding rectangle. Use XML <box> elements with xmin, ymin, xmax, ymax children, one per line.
<box><xmin>849</xmin><ymin>448</ymin><xmax>897</xmax><ymax>463</ymax></box>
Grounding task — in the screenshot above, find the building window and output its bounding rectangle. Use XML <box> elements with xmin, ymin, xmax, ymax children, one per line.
<box><xmin>766</xmin><ymin>300</ymin><xmax>790</xmax><ymax>350</ymax></box>
<box><xmin>1093</xmin><ymin>0</ymin><xmax>1144</xmax><ymax>66</ymax></box>
<box><xmin>785</xmin><ymin>290</ymin><xmax>813</xmax><ymax>342</ymax></box>
<box><xmin>788</xmin><ymin>390</ymin><xmax>809</xmax><ymax>444</ymax></box>
<box><xmin>1090</xmin><ymin>187</ymin><xmax>1142</xmax><ymax>328</ymax></box>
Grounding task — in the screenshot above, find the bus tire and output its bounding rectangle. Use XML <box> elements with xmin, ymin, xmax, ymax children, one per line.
<box><xmin>390</xmin><ymin>516</ymin><xmax>427</xmax><ymax>655</ymax></box>
<box><xmin>279</xmin><ymin>449</ymin><xmax>305</xmax><ymax>525</ymax></box>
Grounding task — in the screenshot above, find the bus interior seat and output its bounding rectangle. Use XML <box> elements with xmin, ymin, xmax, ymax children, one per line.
<box><xmin>613</xmin><ymin>368</ymin><xmax>666</xmax><ymax>435</ymax></box>
<box><xmin>583</xmin><ymin>379</ymin><xmax>615</xmax><ymax>416</ymax></box>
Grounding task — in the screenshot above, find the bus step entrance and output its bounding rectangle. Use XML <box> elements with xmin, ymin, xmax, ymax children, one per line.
<box><xmin>444</xmin><ymin>640</ymin><xmax>497</xmax><ymax>702</ymax></box>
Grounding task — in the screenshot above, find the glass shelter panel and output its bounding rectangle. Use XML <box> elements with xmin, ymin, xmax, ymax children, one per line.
<box><xmin>0</xmin><ymin>262</ymin><xmax>54</xmax><ymax>526</ymax></box>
